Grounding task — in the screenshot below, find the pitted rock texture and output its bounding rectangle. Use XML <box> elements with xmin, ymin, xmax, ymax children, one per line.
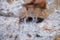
<box><xmin>0</xmin><ymin>0</ymin><xmax>60</xmax><ymax>40</ymax></box>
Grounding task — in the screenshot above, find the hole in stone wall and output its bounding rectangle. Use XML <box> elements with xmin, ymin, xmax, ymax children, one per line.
<box><xmin>36</xmin><ymin>34</ymin><xmax>41</xmax><ymax>37</ymax></box>
<box><xmin>36</xmin><ymin>18</ymin><xmax>44</xmax><ymax>23</ymax></box>
<box><xmin>26</xmin><ymin>17</ymin><xmax>33</xmax><ymax>22</ymax></box>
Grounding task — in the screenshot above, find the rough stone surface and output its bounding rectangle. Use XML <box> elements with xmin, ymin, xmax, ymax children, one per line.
<box><xmin>0</xmin><ymin>0</ymin><xmax>60</xmax><ymax>40</ymax></box>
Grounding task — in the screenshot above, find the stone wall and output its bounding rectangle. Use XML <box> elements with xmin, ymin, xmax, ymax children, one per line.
<box><xmin>0</xmin><ymin>0</ymin><xmax>60</xmax><ymax>40</ymax></box>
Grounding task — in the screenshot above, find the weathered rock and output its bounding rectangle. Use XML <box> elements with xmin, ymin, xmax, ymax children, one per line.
<box><xmin>0</xmin><ymin>0</ymin><xmax>60</xmax><ymax>40</ymax></box>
